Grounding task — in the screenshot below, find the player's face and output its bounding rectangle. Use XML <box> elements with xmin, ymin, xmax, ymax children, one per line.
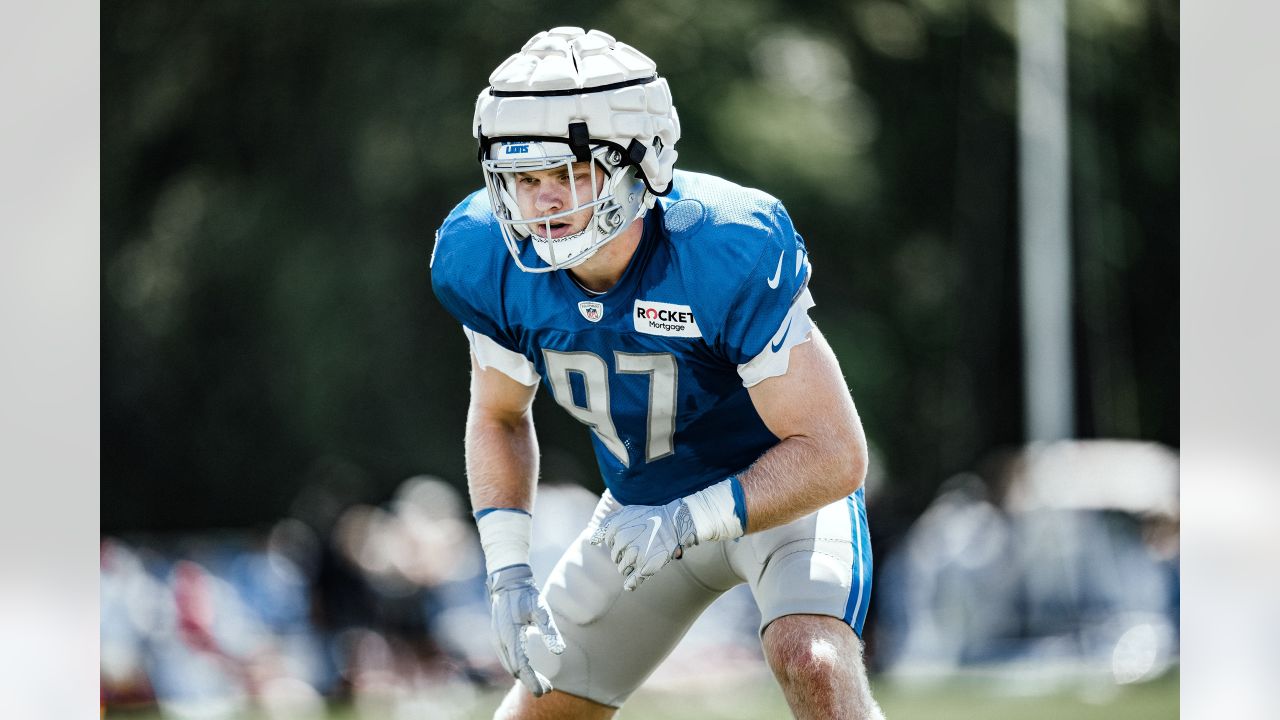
<box><xmin>512</xmin><ymin>162</ymin><xmax>605</xmax><ymax>239</ymax></box>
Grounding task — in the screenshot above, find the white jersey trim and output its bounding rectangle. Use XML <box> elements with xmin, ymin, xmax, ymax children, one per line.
<box><xmin>736</xmin><ymin>287</ymin><xmax>816</xmax><ymax>388</ymax></box>
<box><xmin>465</xmin><ymin>326</ymin><xmax>540</xmax><ymax>387</ymax></box>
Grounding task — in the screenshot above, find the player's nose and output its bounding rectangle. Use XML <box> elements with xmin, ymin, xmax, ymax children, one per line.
<box><xmin>534</xmin><ymin>185</ymin><xmax>565</xmax><ymax>213</ymax></box>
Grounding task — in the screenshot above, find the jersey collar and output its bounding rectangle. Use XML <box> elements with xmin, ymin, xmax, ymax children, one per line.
<box><xmin>557</xmin><ymin>210</ymin><xmax>660</xmax><ymax>303</ymax></box>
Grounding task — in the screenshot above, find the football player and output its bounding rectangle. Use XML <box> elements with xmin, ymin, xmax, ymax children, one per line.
<box><xmin>431</xmin><ymin>27</ymin><xmax>884</xmax><ymax>720</ymax></box>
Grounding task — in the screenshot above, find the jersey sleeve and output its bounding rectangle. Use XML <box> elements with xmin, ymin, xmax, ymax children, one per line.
<box><xmin>429</xmin><ymin>191</ymin><xmax>524</xmax><ymax>356</ymax></box>
<box><xmin>465</xmin><ymin>327</ymin><xmax>539</xmax><ymax>386</ymax></box>
<box><xmin>717</xmin><ymin>200</ymin><xmax>813</xmax><ymax>366</ymax></box>
<box><xmin>736</xmin><ymin>286</ymin><xmax>816</xmax><ymax>387</ymax></box>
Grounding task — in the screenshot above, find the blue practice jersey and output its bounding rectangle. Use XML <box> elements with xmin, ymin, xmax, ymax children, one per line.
<box><xmin>431</xmin><ymin>170</ymin><xmax>813</xmax><ymax>506</ymax></box>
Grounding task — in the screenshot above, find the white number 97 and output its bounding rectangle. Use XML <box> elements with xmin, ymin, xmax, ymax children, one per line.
<box><xmin>542</xmin><ymin>350</ymin><xmax>677</xmax><ymax>467</ymax></box>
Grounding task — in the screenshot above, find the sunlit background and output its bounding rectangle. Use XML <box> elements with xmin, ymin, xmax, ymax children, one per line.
<box><xmin>101</xmin><ymin>1</ymin><xmax>1179</xmax><ymax>717</ymax></box>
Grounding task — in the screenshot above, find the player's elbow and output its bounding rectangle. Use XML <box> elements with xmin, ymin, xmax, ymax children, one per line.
<box><xmin>828</xmin><ymin>424</ymin><xmax>868</xmax><ymax>498</ymax></box>
<box><xmin>467</xmin><ymin>400</ymin><xmax>533</xmax><ymax>435</ymax></box>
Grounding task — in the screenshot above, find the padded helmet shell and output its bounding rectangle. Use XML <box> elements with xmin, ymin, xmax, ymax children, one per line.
<box><xmin>474</xmin><ymin>27</ymin><xmax>680</xmax><ymax>196</ymax></box>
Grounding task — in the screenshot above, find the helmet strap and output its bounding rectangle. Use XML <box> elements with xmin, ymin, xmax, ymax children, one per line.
<box><xmin>567</xmin><ymin>122</ymin><xmax>592</xmax><ymax>163</ymax></box>
<box><xmin>626</xmin><ymin>138</ymin><xmax>647</xmax><ymax>166</ymax></box>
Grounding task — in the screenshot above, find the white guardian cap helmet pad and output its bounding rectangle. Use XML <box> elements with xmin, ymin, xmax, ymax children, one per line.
<box><xmin>474</xmin><ymin>27</ymin><xmax>681</xmax><ymax>272</ymax></box>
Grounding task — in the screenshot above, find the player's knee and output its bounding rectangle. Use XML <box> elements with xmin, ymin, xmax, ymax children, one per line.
<box><xmin>764</xmin><ymin>619</ymin><xmax>848</xmax><ymax>690</ymax></box>
<box><xmin>776</xmin><ymin>638</ymin><xmax>843</xmax><ymax>689</ymax></box>
<box><xmin>493</xmin><ymin>685</ymin><xmax>618</xmax><ymax>720</ymax></box>
<box><xmin>765</xmin><ymin>618</ymin><xmax>885</xmax><ymax>720</ymax></box>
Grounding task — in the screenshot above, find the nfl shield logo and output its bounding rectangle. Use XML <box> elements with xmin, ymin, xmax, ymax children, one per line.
<box><xmin>578</xmin><ymin>301</ymin><xmax>604</xmax><ymax>323</ymax></box>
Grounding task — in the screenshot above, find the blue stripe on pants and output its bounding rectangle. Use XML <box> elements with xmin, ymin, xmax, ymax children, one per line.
<box><xmin>842</xmin><ymin>488</ymin><xmax>873</xmax><ymax>635</ymax></box>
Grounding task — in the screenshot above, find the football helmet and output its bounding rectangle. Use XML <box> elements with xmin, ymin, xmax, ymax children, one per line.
<box><xmin>474</xmin><ymin>27</ymin><xmax>681</xmax><ymax>272</ymax></box>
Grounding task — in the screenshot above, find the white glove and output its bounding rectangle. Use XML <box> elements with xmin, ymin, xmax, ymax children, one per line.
<box><xmin>486</xmin><ymin>563</ymin><xmax>566</xmax><ymax>697</ymax></box>
<box><xmin>590</xmin><ymin>498</ymin><xmax>698</xmax><ymax>592</ymax></box>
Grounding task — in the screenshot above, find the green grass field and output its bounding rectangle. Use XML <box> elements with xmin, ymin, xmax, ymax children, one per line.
<box><xmin>109</xmin><ymin>667</ymin><xmax>1177</xmax><ymax>719</ymax></box>
<box><xmin>617</xmin><ymin>668</ymin><xmax>1179</xmax><ymax>720</ymax></box>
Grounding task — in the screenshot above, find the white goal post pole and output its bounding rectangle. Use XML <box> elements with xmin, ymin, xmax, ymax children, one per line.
<box><xmin>1017</xmin><ymin>0</ymin><xmax>1075</xmax><ymax>442</ymax></box>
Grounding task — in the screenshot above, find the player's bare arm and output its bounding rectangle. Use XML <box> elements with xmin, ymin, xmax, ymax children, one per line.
<box><xmin>465</xmin><ymin>352</ymin><xmax>540</xmax><ymax>512</ymax></box>
<box><xmin>465</xmin><ymin>351</ymin><xmax>566</xmax><ymax>698</ymax></box>
<box><xmin>739</xmin><ymin>324</ymin><xmax>868</xmax><ymax>533</ymax></box>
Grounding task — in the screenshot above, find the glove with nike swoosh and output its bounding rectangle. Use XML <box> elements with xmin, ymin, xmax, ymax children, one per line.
<box><xmin>590</xmin><ymin>477</ymin><xmax>749</xmax><ymax>591</ymax></box>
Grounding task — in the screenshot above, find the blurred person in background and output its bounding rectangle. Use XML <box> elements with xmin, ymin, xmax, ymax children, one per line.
<box><xmin>431</xmin><ymin>27</ymin><xmax>882</xmax><ymax>720</ymax></box>
<box><xmin>101</xmin><ymin>539</ymin><xmax>161</xmax><ymax>709</ymax></box>
<box><xmin>876</xmin><ymin>441</ymin><xmax>1179</xmax><ymax>684</ymax></box>
<box><xmin>149</xmin><ymin>553</ymin><xmax>327</xmax><ymax>719</ymax></box>
<box><xmin>326</xmin><ymin>477</ymin><xmax>484</xmax><ymax>702</ymax></box>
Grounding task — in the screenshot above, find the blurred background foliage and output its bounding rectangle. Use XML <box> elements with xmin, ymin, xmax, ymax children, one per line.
<box><xmin>102</xmin><ymin>0</ymin><xmax>1177</xmax><ymax>533</ymax></box>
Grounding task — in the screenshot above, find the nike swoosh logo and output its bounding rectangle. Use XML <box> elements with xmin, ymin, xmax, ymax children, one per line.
<box><xmin>766</xmin><ymin>251</ymin><xmax>784</xmax><ymax>289</ymax></box>
<box><xmin>644</xmin><ymin>516</ymin><xmax>664</xmax><ymax>551</ymax></box>
<box><xmin>771</xmin><ymin>318</ymin><xmax>793</xmax><ymax>353</ymax></box>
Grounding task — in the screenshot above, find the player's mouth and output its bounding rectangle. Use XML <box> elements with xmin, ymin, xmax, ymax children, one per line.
<box><xmin>537</xmin><ymin>221</ymin><xmax>576</xmax><ymax>239</ymax></box>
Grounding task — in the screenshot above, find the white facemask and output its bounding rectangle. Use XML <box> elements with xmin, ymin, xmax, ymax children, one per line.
<box><xmin>482</xmin><ymin>140</ymin><xmax>648</xmax><ymax>273</ymax></box>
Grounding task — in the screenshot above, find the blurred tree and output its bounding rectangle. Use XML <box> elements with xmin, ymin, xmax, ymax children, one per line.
<box><xmin>102</xmin><ymin>0</ymin><xmax>1178</xmax><ymax>532</ymax></box>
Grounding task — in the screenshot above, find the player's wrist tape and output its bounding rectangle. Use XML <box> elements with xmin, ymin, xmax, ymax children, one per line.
<box><xmin>683</xmin><ymin>476</ymin><xmax>748</xmax><ymax>542</ymax></box>
<box><xmin>475</xmin><ymin>508</ymin><xmax>532</xmax><ymax>575</ymax></box>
